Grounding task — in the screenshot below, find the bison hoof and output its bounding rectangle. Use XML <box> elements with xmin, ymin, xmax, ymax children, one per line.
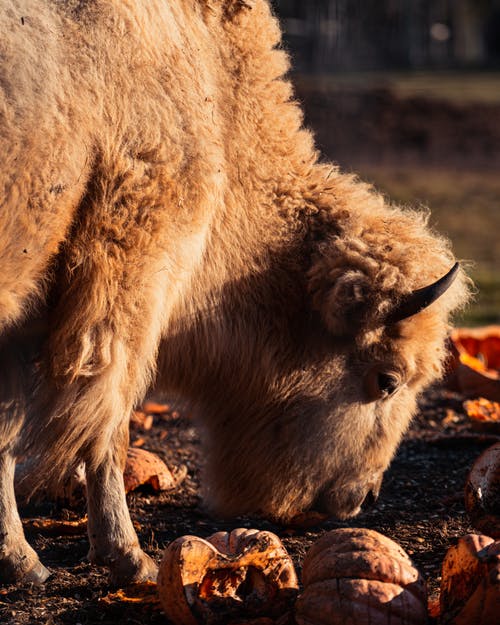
<box><xmin>0</xmin><ymin>556</ymin><xmax>51</xmax><ymax>586</ymax></box>
<box><xmin>23</xmin><ymin>560</ymin><xmax>51</xmax><ymax>585</ymax></box>
<box><xmin>109</xmin><ymin>550</ymin><xmax>158</xmax><ymax>586</ymax></box>
<box><xmin>90</xmin><ymin>547</ymin><xmax>158</xmax><ymax>586</ymax></box>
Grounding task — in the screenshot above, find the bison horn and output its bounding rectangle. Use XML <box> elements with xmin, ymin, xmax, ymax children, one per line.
<box><xmin>386</xmin><ymin>262</ymin><xmax>460</xmax><ymax>324</ymax></box>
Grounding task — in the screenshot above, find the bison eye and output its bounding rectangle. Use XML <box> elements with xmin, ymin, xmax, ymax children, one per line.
<box><xmin>377</xmin><ymin>372</ymin><xmax>399</xmax><ymax>397</ymax></box>
<box><xmin>364</xmin><ymin>369</ymin><xmax>401</xmax><ymax>402</ymax></box>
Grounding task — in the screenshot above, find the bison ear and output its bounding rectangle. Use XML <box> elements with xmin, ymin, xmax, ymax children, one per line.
<box><xmin>308</xmin><ymin>264</ymin><xmax>374</xmax><ymax>336</ymax></box>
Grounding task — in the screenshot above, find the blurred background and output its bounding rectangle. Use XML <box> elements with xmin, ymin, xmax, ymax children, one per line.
<box><xmin>273</xmin><ymin>0</ymin><xmax>500</xmax><ymax>325</ymax></box>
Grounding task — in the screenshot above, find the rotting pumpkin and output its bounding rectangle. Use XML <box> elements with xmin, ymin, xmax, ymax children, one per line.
<box><xmin>123</xmin><ymin>447</ymin><xmax>186</xmax><ymax>494</ymax></box>
<box><xmin>295</xmin><ymin>528</ymin><xmax>428</xmax><ymax>625</ymax></box>
<box><xmin>463</xmin><ymin>398</ymin><xmax>500</xmax><ymax>434</ymax></box>
<box><xmin>447</xmin><ymin>326</ymin><xmax>500</xmax><ymax>401</ymax></box>
<box><xmin>439</xmin><ymin>534</ymin><xmax>500</xmax><ymax>625</ymax></box>
<box><xmin>464</xmin><ymin>442</ymin><xmax>500</xmax><ymax>539</ymax></box>
<box><xmin>157</xmin><ymin>528</ymin><xmax>298</xmax><ymax>625</ymax></box>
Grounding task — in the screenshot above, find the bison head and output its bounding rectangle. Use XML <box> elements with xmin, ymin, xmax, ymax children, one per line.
<box><xmin>164</xmin><ymin>202</ymin><xmax>470</xmax><ymax>523</ymax></box>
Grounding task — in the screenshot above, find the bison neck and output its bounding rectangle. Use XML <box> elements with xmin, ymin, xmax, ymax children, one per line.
<box><xmin>157</xmin><ymin>228</ymin><xmax>312</xmax><ymax>401</ymax></box>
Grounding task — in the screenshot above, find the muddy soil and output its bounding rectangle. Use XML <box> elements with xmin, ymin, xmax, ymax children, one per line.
<box><xmin>0</xmin><ymin>385</ymin><xmax>497</xmax><ymax>625</ymax></box>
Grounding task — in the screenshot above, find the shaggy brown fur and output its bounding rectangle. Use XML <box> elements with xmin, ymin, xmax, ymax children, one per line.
<box><xmin>0</xmin><ymin>0</ymin><xmax>469</xmax><ymax>584</ymax></box>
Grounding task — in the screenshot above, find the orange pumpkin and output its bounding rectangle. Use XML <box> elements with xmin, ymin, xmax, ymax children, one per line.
<box><xmin>451</xmin><ymin>326</ymin><xmax>500</xmax><ymax>370</ymax></box>
<box><xmin>157</xmin><ymin>528</ymin><xmax>298</xmax><ymax>625</ymax></box>
<box><xmin>295</xmin><ymin>528</ymin><xmax>428</xmax><ymax>625</ymax></box>
<box><xmin>123</xmin><ymin>447</ymin><xmax>185</xmax><ymax>493</ymax></box>
<box><xmin>464</xmin><ymin>442</ymin><xmax>500</xmax><ymax>538</ymax></box>
<box><xmin>439</xmin><ymin>534</ymin><xmax>500</xmax><ymax>625</ymax></box>
<box><xmin>448</xmin><ymin>327</ymin><xmax>500</xmax><ymax>401</ymax></box>
<box><xmin>463</xmin><ymin>398</ymin><xmax>500</xmax><ymax>434</ymax></box>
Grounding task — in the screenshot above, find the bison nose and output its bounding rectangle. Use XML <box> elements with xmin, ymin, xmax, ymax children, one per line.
<box><xmin>360</xmin><ymin>488</ymin><xmax>379</xmax><ymax>511</ymax></box>
<box><xmin>361</xmin><ymin>475</ymin><xmax>383</xmax><ymax>512</ymax></box>
<box><xmin>312</xmin><ymin>483</ymin><xmax>380</xmax><ymax>518</ymax></box>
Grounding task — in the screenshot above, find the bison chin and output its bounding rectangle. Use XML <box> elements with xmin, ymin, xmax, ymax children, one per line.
<box><xmin>312</xmin><ymin>473</ymin><xmax>384</xmax><ymax>520</ymax></box>
<box><xmin>199</xmin><ymin>403</ymin><xmax>391</xmax><ymax>525</ymax></box>
<box><xmin>197</xmin><ymin>379</ymin><xmax>415</xmax><ymax>524</ymax></box>
<box><xmin>202</xmin><ymin>465</ymin><xmax>384</xmax><ymax>524</ymax></box>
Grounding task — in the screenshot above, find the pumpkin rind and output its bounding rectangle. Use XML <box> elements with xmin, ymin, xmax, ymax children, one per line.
<box><xmin>439</xmin><ymin>534</ymin><xmax>500</xmax><ymax>625</ymax></box>
<box><xmin>464</xmin><ymin>442</ymin><xmax>500</xmax><ymax>538</ymax></box>
<box><xmin>448</xmin><ymin>327</ymin><xmax>500</xmax><ymax>401</ymax></box>
<box><xmin>123</xmin><ymin>447</ymin><xmax>182</xmax><ymax>493</ymax></box>
<box><xmin>157</xmin><ymin>529</ymin><xmax>298</xmax><ymax>625</ymax></box>
<box><xmin>296</xmin><ymin>528</ymin><xmax>428</xmax><ymax>625</ymax></box>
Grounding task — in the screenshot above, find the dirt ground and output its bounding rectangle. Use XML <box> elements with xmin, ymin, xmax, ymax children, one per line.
<box><xmin>0</xmin><ymin>383</ymin><xmax>497</xmax><ymax>625</ymax></box>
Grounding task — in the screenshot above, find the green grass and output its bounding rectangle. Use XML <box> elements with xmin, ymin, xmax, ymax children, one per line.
<box><xmin>356</xmin><ymin>165</ymin><xmax>500</xmax><ymax>326</ymax></box>
<box><xmin>296</xmin><ymin>71</ymin><xmax>500</xmax><ymax>105</ymax></box>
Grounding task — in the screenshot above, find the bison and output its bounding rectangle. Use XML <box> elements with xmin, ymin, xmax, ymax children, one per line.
<box><xmin>0</xmin><ymin>0</ymin><xmax>469</xmax><ymax>586</ymax></box>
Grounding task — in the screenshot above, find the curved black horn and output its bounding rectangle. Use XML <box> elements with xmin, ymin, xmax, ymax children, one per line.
<box><xmin>386</xmin><ymin>262</ymin><xmax>460</xmax><ymax>325</ymax></box>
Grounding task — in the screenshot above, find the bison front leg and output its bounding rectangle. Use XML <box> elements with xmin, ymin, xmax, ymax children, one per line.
<box><xmin>85</xmin><ymin>421</ymin><xmax>158</xmax><ymax>585</ymax></box>
<box><xmin>0</xmin><ymin>451</ymin><xmax>50</xmax><ymax>585</ymax></box>
<box><xmin>0</xmin><ymin>335</ymin><xmax>50</xmax><ymax>585</ymax></box>
<box><xmin>44</xmin><ymin>254</ymin><xmax>167</xmax><ymax>583</ymax></box>
<box><xmin>41</xmin><ymin>153</ymin><xmax>196</xmax><ymax>583</ymax></box>
<box><xmin>55</xmin><ymin>334</ymin><xmax>161</xmax><ymax>584</ymax></box>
